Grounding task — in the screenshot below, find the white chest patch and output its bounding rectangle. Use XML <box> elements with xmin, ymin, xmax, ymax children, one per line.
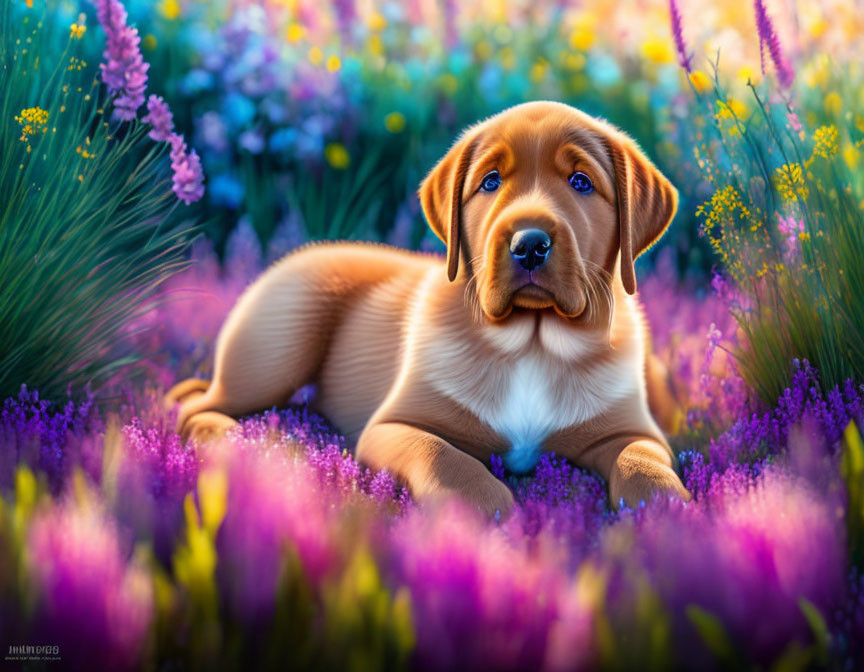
<box><xmin>493</xmin><ymin>356</ymin><xmax>564</xmax><ymax>472</ymax></box>
<box><xmin>427</xmin><ymin>324</ymin><xmax>641</xmax><ymax>473</ymax></box>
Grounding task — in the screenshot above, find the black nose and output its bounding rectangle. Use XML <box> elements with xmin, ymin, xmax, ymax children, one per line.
<box><xmin>509</xmin><ymin>229</ymin><xmax>552</xmax><ymax>271</ymax></box>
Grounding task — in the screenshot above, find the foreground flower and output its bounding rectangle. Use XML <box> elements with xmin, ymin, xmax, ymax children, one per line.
<box><xmin>27</xmin><ymin>501</ymin><xmax>154</xmax><ymax>670</ymax></box>
<box><xmin>94</xmin><ymin>0</ymin><xmax>149</xmax><ymax>120</ymax></box>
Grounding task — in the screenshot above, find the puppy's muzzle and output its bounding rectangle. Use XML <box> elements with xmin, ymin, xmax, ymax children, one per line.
<box><xmin>509</xmin><ymin>228</ymin><xmax>552</xmax><ymax>271</ymax></box>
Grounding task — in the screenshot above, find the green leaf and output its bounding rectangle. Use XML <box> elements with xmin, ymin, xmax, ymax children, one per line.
<box><xmin>685</xmin><ymin>604</ymin><xmax>739</xmax><ymax>668</ymax></box>
<box><xmin>798</xmin><ymin>598</ymin><xmax>830</xmax><ymax>664</ymax></box>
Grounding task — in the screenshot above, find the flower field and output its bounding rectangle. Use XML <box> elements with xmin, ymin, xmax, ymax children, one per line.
<box><xmin>2</xmin><ymin>0</ymin><xmax>864</xmax><ymax>669</ymax></box>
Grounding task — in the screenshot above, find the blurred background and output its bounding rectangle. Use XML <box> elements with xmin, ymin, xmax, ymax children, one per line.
<box><xmin>74</xmin><ymin>0</ymin><xmax>864</xmax><ymax>273</ymax></box>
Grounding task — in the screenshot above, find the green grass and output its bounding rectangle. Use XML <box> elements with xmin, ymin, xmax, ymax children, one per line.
<box><xmin>0</xmin><ymin>4</ymin><xmax>195</xmax><ymax>399</ymax></box>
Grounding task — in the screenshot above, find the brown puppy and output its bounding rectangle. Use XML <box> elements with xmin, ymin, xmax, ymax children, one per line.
<box><xmin>167</xmin><ymin>101</ymin><xmax>691</xmax><ymax>515</ymax></box>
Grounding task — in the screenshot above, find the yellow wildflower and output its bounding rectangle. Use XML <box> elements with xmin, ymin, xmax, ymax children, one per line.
<box><xmin>367</xmin><ymin>12</ymin><xmax>387</xmax><ymax>32</ymax></box>
<box><xmin>384</xmin><ymin>112</ymin><xmax>406</xmax><ymax>134</ymax></box>
<box><xmin>569</xmin><ymin>28</ymin><xmax>594</xmax><ymax>52</ymax></box>
<box><xmin>158</xmin><ymin>0</ymin><xmax>181</xmax><ymax>20</ymax></box>
<box><xmin>563</xmin><ymin>52</ymin><xmax>586</xmax><ymax>72</ymax></box>
<box><xmin>326</xmin><ymin>55</ymin><xmax>341</xmax><ymax>72</ymax></box>
<box><xmin>737</xmin><ymin>64</ymin><xmax>760</xmax><ymax>85</ymax></box>
<box><xmin>307</xmin><ymin>46</ymin><xmax>323</xmax><ymax>66</ymax></box>
<box><xmin>688</xmin><ymin>70</ymin><xmax>712</xmax><ymax>94</ymax></box>
<box><xmin>640</xmin><ymin>38</ymin><xmax>674</xmax><ymax>65</ymax></box>
<box><xmin>842</xmin><ymin>144</ymin><xmax>860</xmax><ymax>171</ymax></box>
<box><xmin>812</xmin><ymin>125</ymin><xmax>839</xmax><ymax>159</ymax></box>
<box><xmin>15</xmin><ymin>106</ymin><xmax>49</xmax><ymax>144</ymax></box>
<box><xmin>325</xmin><ymin>142</ymin><xmax>350</xmax><ymax>170</ymax></box>
<box><xmin>529</xmin><ymin>59</ymin><xmax>548</xmax><ymax>83</ymax></box>
<box><xmin>774</xmin><ymin>163</ymin><xmax>809</xmax><ymax>202</ymax></box>
<box><xmin>824</xmin><ymin>92</ymin><xmax>842</xmax><ymax>116</ymax></box>
<box><xmin>474</xmin><ymin>40</ymin><xmax>493</xmax><ymax>61</ymax></box>
<box><xmin>286</xmin><ymin>23</ymin><xmax>305</xmax><ymax>44</ymax></box>
<box><xmin>69</xmin><ymin>22</ymin><xmax>86</xmax><ymax>39</ymax></box>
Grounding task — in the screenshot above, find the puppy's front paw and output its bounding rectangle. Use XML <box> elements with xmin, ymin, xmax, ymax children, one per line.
<box><xmin>425</xmin><ymin>475</ymin><xmax>515</xmax><ymax>520</ymax></box>
<box><xmin>182</xmin><ymin>411</ymin><xmax>238</xmax><ymax>444</ymax></box>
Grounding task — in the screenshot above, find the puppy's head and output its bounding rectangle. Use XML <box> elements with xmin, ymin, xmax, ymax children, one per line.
<box><xmin>419</xmin><ymin>101</ymin><xmax>677</xmax><ymax>325</ymax></box>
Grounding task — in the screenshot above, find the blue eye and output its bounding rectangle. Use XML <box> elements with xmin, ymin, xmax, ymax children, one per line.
<box><xmin>480</xmin><ymin>170</ymin><xmax>501</xmax><ymax>192</ymax></box>
<box><xmin>569</xmin><ymin>171</ymin><xmax>593</xmax><ymax>194</ymax></box>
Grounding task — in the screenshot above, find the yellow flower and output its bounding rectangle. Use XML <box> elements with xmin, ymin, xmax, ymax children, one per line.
<box><xmin>197</xmin><ymin>469</ymin><xmax>227</xmax><ymax>536</ymax></box>
<box><xmin>563</xmin><ymin>52</ymin><xmax>586</xmax><ymax>71</ymax></box>
<box><xmin>640</xmin><ymin>38</ymin><xmax>674</xmax><ymax>65</ymax></box>
<box><xmin>326</xmin><ymin>55</ymin><xmax>341</xmax><ymax>72</ymax></box>
<box><xmin>737</xmin><ymin>65</ymin><xmax>760</xmax><ymax>85</ymax></box>
<box><xmin>325</xmin><ymin>142</ymin><xmax>350</xmax><ymax>170</ymax></box>
<box><xmin>499</xmin><ymin>47</ymin><xmax>515</xmax><ymax>71</ymax></box>
<box><xmin>384</xmin><ymin>112</ymin><xmax>406</xmax><ymax>134</ymax></box>
<box><xmin>812</xmin><ymin>125</ymin><xmax>839</xmax><ymax>159</ymax></box>
<box><xmin>286</xmin><ymin>23</ymin><xmax>305</xmax><ymax>44</ymax></box>
<box><xmin>367</xmin><ymin>34</ymin><xmax>383</xmax><ymax>56</ymax></box>
<box><xmin>308</xmin><ymin>46</ymin><xmax>323</xmax><ymax>66</ymax></box>
<box><xmin>824</xmin><ymin>91</ymin><xmax>842</xmax><ymax>116</ymax></box>
<box><xmin>69</xmin><ymin>22</ymin><xmax>86</xmax><ymax>39</ymax></box>
<box><xmin>843</xmin><ymin>143</ymin><xmax>860</xmax><ymax>171</ymax></box>
<box><xmin>367</xmin><ymin>12</ymin><xmax>387</xmax><ymax>32</ymax></box>
<box><xmin>158</xmin><ymin>0</ymin><xmax>181</xmax><ymax>21</ymax></box>
<box><xmin>15</xmin><ymin>106</ymin><xmax>49</xmax><ymax>144</ymax></box>
<box><xmin>774</xmin><ymin>163</ymin><xmax>809</xmax><ymax>202</ymax></box>
<box><xmin>569</xmin><ymin>28</ymin><xmax>595</xmax><ymax>51</ymax></box>
<box><xmin>529</xmin><ymin>59</ymin><xmax>548</xmax><ymax>83</ymax></box>
<box><xmin>688</xmin><ymin>70</ymin><xmax>712</xmax><ymax>94</ymax></box>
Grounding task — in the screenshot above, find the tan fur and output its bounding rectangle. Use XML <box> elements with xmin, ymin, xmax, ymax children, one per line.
<box><xmin>167</xmin><ymin>101</ymin><xmax>690</xmax><ymax>515</ymax></box>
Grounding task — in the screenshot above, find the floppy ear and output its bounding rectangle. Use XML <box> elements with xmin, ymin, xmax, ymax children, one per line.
<box><xmin>607</xmin><ymin>135</ymin><xmax>678</xmax><ymax>295</ymax></box>
<box><xmin>419</xmin><ymin>134</ymin><xmax>477</xmax><ymax>282</ymax></box>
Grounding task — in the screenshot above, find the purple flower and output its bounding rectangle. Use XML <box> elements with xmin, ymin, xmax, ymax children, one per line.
<box><xmin>93</xmin><ymin>0</ymin><xmax>149</xmax><ymax>120</ymax></box>
<box><xmin>0</xmin><ymin>386</ymin><xmax>102</xmax><ymax>493</ymax></box>
<box><xmin>754</xmin><ymin>0</ymin><xmax>794</xmax><ymax>88</ymax></box>
<box><xmin>669</xmin><ymin>0</ymin><xmax>692</xmax><ymax>72</ymax></box>
<box><xmin>142</xmin><ymin>94</ymin><xmax>174</xmax><ymax>142</ymax></box>
<box><xmin>168</xmin><ymin>133</ymin><xmax>205</xmax><ymax>204</ymax></box>
<box><xmin>331</xmin><ymin>0</ymin><xmax>356</xmax><ymax>45</ymax></box>
<box><xmin>27</xmin><ymin>503</ymin><xmax>153</xmax><ymax>670</ymax></box>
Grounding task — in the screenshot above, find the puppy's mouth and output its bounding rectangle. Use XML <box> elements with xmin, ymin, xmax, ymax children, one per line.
<box><xmin>511</xmin><ymin>283</ymin><xmax>556</xmax><ymax>311</ymax></box>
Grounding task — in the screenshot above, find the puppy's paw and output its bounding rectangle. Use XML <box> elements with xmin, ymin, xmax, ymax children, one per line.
<box><xmin>425</xmin><ymin>476</ymin><xmax>515</xmax><ymax>520</ymax></box>
<box><xmin>182</xmin><ymin>411</ymin><xmax>238</xmax><ymax>444</ymax></box>
<box><xmin>164</xmin><ymin>378</ymin><xmax>211</xmax><ymax>409</ymax></box>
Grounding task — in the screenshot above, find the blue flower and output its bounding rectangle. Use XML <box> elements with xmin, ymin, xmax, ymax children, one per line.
<box><xmin>222</xmin><ymin>92</ymin><xmax>256</xmax><ymax>129</ymax></box>
<box><xmin>269</xmin><ymin>128</ymin><xmax>297</xmax><ymax>153</ymax></box>
<box><xmin>209</xmin><ymin>174</ymin><xmax>245</xmax><ymax>209</ymax></box>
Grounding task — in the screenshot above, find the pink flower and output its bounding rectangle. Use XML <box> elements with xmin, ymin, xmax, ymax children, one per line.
<box><xmin>168</xmin><ymin>133</ymin><xmax>205</xmax><ymax>205</ymax></box>
<box><xmin>93</xmin><ymin>0</ymin><xmax>149</xmax><ymax>120</ymax></box>
<box><xmin>27</xmin><ymin>503</ymin><xmax>153</xmax><ymax>670</ymax></box>
<box><xmin>777</xmin><ymin>214</ymin><xmax>805</xmax><ymax>260</ymax></box>
<box><xmin>142</xmin><ymin>95</ymin><xmax>174</xmax><ymax>142</ymax></box>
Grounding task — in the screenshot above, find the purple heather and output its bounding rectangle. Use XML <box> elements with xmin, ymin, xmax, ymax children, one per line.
<box><xmin>754</xmin><ymin>0</ymin><xmax>794</xmax><ymax>88</ymax></box>
<box><xmin>142</xmin><ymin>94</ymin><xmax>174</xmax><ymax>142</ymax></box>
<box><xmin>669</xmin><ymin>0</ymin><xmax>692</xmax><ymax>72</ymax></box>
<box><xmin>93</xmin><ymin>0</ymin><xmax>149</xmax><ymax>120</ymax></box>
<box><xmin>168</xmin><ymin>133</ymin><xmax>205</xmax><ymax>204</ymax></box>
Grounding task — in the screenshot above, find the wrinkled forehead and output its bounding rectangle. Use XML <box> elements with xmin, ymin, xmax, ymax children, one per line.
<box><xmin>470</xmin><ymin>107</ymin><xmax>614</xmax><ymax>179</ymax></box>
